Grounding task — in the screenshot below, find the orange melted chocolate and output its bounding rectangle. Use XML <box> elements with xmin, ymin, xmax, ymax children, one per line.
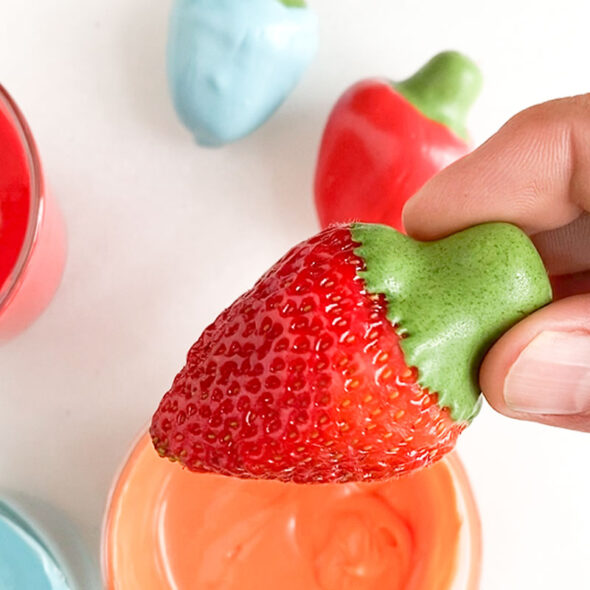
<box><xmin>104</xmin><ymin>435</ymin><xmax>480</xmax><ymax>590</ymax></box>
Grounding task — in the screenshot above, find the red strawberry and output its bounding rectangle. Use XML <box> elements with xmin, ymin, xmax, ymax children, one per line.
<box><xmin>314</xmin><ymin>51</ymin><xmax>482</xmax><ymax>232</ymax></box>
<box><xmin>151</xmin><ymin>222</ymin><xmax>551</xmax><ymax>483</ymax></box>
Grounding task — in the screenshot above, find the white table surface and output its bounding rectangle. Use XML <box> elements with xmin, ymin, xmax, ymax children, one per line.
<box><xmin>1</xmin><ymin>1</ymin><xmax>589</xmax><ymax>588</ymax></box>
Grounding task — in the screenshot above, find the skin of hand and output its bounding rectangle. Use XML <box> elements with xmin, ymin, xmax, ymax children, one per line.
<box><xmin>403</xmin><ymin>95</ymin><xmax>590</xmax><ymax>432</ymax></box>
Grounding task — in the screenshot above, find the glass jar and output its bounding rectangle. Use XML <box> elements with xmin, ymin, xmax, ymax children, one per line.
<box><xmin>102</xmin><ymin>432</ymin><xmax>481</xmax><ymax>590</ymax></box>
<box><xmin>0</xmin><ymin>86</ymin><xmax>66</xmax><ymax>341</ymax></box>
<box><xmin>0</xmin><ymin>493</ymin><xmax>101</xmax><ymax>589</ymax></box>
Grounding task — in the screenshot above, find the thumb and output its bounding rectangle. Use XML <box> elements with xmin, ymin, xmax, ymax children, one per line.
<box><xmin>481</xmin><ymin>295</ymin><xmax>590</xmax><ymax>432</ymax></box>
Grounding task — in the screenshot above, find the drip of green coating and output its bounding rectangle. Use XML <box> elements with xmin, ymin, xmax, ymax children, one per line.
<box><xmin>394</xmin><ymin>51</ymin><xmax>483</xmax><ymax>141</ymax></box>
<box><xmin>351</xmin><ymin>222</ymin><xmax>552</xmax><ymax>422</ymax></box>
<box><xmin>278</xmin><ymin>0</ymin><xmax>306</xmax><ymax>7</ymax></box>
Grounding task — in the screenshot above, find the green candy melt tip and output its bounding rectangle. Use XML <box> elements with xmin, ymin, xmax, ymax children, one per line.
<box><xmin>394</xmin><ymin>50</ymin><xmax>483</xmax><ymax>141</ymax></box>
<box><xmin>351</xmin><ymin>222</ymin><xmax>552</xmax><ymax>423</ymax></box>
<box><xmin>278</xmin><ymin>0</ymin><xmax>306</xmax><ymax>7</ymax></box>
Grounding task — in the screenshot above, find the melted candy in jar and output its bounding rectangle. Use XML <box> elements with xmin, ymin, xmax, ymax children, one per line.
<box><xmin>103</xmin><ymin>434</ymin><xmax>481</xmax><ymax>590</ymax></box>
<box><xmin>0</xmin><ymin>86</ymin><xmax>66</xmax><ymax>340</ymax></box>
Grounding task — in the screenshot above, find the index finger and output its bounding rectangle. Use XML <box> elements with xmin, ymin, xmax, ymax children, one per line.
<box><xmin>403</xmin><ymin>95</ymin><xmax>590</xmax><ymax>241</ymax></box>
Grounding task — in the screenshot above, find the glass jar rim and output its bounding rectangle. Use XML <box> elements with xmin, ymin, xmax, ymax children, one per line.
<box><xmin>0</xmin><ymin>85</ymin><xmax>44</xmax><ymax>312</ymax></box>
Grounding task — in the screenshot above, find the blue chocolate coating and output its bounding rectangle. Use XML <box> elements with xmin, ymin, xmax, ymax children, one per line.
<box><xmin>168</xmin><ymin>0</ymin><xmax>318</xmax><ymax>146</ymax></box>
<box><xmin>0</xmin><ymin>502</ymin><xmax>70</xmax><ymax>590</ymax></box>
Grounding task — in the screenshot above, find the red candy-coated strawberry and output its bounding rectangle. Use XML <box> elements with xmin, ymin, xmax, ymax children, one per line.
<box><xmin>315</xmin><ymin>51</ymin><xmax>482</xmax><ymax>232</ymax></box>
<box><xmin>151</xmin><ymin>222</ymin><xmax>551</xmax><ymax>483</ymax></box>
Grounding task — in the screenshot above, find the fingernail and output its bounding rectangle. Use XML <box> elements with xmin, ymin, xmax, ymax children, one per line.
<box><xmin>504</xmin><ymin>331</ymin><xmax>590</xmax><ymax>415</ymax></box>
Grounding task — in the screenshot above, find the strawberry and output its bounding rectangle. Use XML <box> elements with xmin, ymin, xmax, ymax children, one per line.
<box><xmin>167</xmin><ymin>0</ymin><xmax>318</xmax><ymax>147</ymax></box>
<box><xmin>151</xmin><ymin>223</ymin><xmax>551</xmax><ymax>483</ymax></box>
<box><xmin>315</xmin><ymin>51</ymin><xmax>482</xmax><ymax>232</ymax></box>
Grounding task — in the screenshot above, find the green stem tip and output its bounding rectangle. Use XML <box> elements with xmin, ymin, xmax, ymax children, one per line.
<box><xmin>278</xmin><ymin>0</ymin><xmax>306</xmax><ymax>7</ymax></box>
<box><xmin>394</xmin><ymin>50</ymin><xmax>483</xmax><ymax>141</ymax></box>
<box><xmin>351</xmin><ymin>222</ymin><xmax>552</xmax><ymax>422</ymax></box>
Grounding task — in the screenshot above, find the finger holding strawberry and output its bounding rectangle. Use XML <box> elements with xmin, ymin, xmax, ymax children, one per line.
<box><xmin>151</xmin><ymin>222</ymin><xmax>551</xmax><ymax>483</ymax></box>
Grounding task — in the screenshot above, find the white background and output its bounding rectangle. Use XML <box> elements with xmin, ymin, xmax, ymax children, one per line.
<box><xmin>1</xmin><ymin>1</ymin><xmax>589</xmax><ymax>588</ymax></box>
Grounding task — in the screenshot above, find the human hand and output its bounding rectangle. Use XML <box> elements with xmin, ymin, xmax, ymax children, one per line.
<box><xmin>403</xmin><ymin>95</ymin><xmax>590</xmax><ymax>432</ymax></box>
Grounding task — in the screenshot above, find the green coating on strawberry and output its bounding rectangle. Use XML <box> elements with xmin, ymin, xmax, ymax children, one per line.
<box><xmin>351</xmin><ymin>222</ymin><xmax>552</xmax><ymax>422</ymax></box>
<box><xmin>394</xmin><ymin>51</ymin><xmax>482</xmax><ymax>141</ymax></box>
<box><xmin>278</xmin><ymin>0</ymin><xmax>306</xmax><ymax>7</ymax></box>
